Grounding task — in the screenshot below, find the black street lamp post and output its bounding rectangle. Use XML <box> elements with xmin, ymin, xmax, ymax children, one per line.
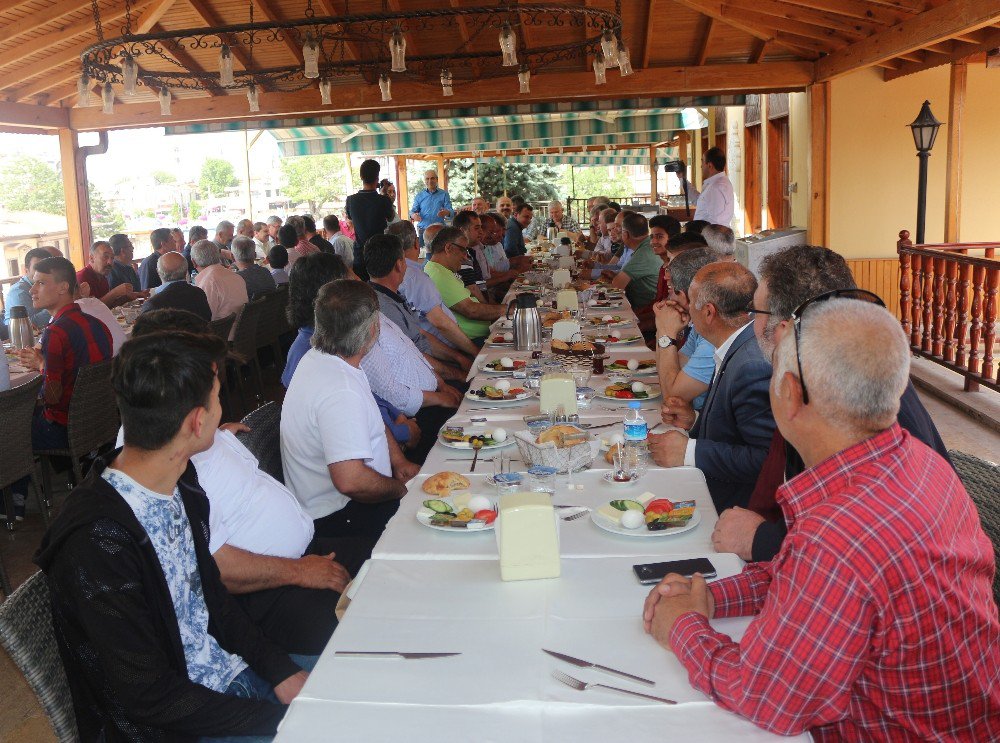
<box><xmin>908</xmin><ymin>100</ymin><xmax>943</xmax><ymax>245</ymax></box>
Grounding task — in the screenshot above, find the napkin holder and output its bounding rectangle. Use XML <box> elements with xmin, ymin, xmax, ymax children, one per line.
<box><xmin>496</xmin><ymin>492</ymin><xmax>560</xmax><ymax>581</ymax></box>
<box><xmin>552</xmin><ymin>268</ymin><xmax>572</xmax><ymax>288</ymax></box>
<box><xmin>554</xmin><ymin>244</ymin><xmax>571</xmax><ymax>257</ymax></box>
<box><xmin>557</xmin><ymin>256</ymin><xmax>575</xmax><ymax>269</ymax></box>
<box><xmin>551</xmin><ymin>319</ymin><xmax>581</xmax><ymax>341</ymax></box>
<box><xmin>539</xmin><ymin>373</ymin><xmax>578</xmax><ymax>415</ymax></box>
<box><xmin>555</xmin><ymin>289</ymin><xmax>578</xmax><ymax>311</ymax></box>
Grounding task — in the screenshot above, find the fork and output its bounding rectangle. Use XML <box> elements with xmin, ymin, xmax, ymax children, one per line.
<box><xmin>551</xmin><ymin>670</ymin><xmax>676</xmax><ymax>704</ymax></box>
<box><xmin>560</xmin><ymin>510</ymin><xmax>589</xmax><ymax>522</ymax></box>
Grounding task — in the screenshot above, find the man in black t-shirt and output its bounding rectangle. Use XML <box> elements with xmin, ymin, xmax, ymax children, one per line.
<box><xmin>303</xmin><ymin>214</ymin><xmax>336</xmax><ymax>255</ymax></box>
<box><xmin>345</xmin><ymin>159</ymin><xmax>394</xmax><ymax>280</ymax></box>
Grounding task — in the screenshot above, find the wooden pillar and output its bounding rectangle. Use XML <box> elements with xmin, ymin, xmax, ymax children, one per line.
<box><xmin>692</xmin><ymin>127</ymin><xmax>703</xmax><ymax>186</ymax></box>
<box><xmin>807</xmin><ymin>82</ymin><xmax>830</xmax><ymax>247</ymax></box>
<box><xmin>649</xmin><ymin>145</ymin><xmax>658</xmax><ymax>204</ymax></box>
<box><xmin>944</xmin><ymin>61</ymin><xmax>967</xmax><ymax>243</ymax></box>
<box><xmin>395</xmin><ymin>155</ymin><xmax>409</xmax><ymax>220</ymax></box>
<box><xmin>58</xmin><ymin>128</ymin><xmax>91</xmax><ymax>268</ymax></box>
<box><xmin>436</xmin><ymin>156</ymin><xmax>447</xmax><ymax>190</ymax></box>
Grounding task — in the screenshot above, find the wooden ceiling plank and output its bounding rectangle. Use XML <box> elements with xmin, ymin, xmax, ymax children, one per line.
<box><xmin>724</xmin><ymin>6</ymin><xmax>853</xmax><ymax>44</ymax></box>
<box><xmin>0</xmin><ymin>0</ymin><xmax>93</xmax><ymax>46</ymax></box>
<box><xmin>863</xmin><ymin>0</ymin><xmax>923</xmax><ymax>12</ymax></box>
<box><xmin>448</xmin><ymin>0</ymin><xmax>473</xmax><ymax>48</ymax></box>
<box><xmin>749</xmin><ymin>38</ymin><xmax>767</xmax><ymax>62</ymax></box>
<box><xmin>150</xmin><ymin>22</ymin><xmax>224</xmax><ymax>96</ymax></box>
<box><xmin>642</xmin><ymin>0</ymin><xmax>658</xmax><ymax>68</ymax></box>
<box><xmin>884</xmin><ymin>25</ymin><xmax>1000</xmax><ymax>79</ymax></box>
<box><xmin>14</xmin><ymin>65</ymin><xmax>80</xmax><ymax>101</ymax></box>
<box><xmin>312</xmin><ymin>0</ymin><xmax>363</xmax><ymax>62</ymax></box>
<box><xmin>68</xmin><ymin>60</ymin><xmax>815</xmax><ymax>130</ymax></box>
<box><xmin>252</xmin><ymin>0</ymin><xmax>305</xmax><ymax>66</ymax></box>
<box><xmin>0</xmin><ymin>0</ymin><xmax>30</xmax><ymax>14</ymax></box>
<box><xmin>816</xmin><ymin>0</ymin><xmax>1000</xmax><ymax>79</ymax></box>
<box><xmin>133</xmin><ymin>0</ymin><xmax>176</xmax><ymax>33</ymax></box>
<box><xmin>0</xmin><ymin>99</ymin><xmax>70</xmax><ymax>129</ymax></box>
<box><xmin>185</xmin><ymin>0</ymin><xmax>256</xmax><ymax>72</ymax></box>
<box><xmin>695</xmin><ymin>17</ymin><xmax>715</xmax><ymax>65</ymax></box>
<box><xmin>722</xmin><ymin>0</ymin><xmax>879</xmax><ymax>38</ymax></box>
<box><xmin>671</xmin><ymin>0</ymin><xmax>818</xmax><ymax>59</ymax></box>
<box><xmin>778</xmin><ymin>0</ymin><xmax>902</xmax><ymax>26</ymax></box>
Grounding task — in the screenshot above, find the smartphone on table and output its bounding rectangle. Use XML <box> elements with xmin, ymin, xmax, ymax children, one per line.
<box><xmin>633</xmin><ymin>558</ymin><xmax>718</xmax><ymax>585</ymax></box>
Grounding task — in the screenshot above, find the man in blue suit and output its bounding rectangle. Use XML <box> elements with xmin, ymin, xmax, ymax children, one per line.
<box><xmin>649</xmin><ymin>262</ymin><xmax>775</xmax><ymax>512</ymax></box>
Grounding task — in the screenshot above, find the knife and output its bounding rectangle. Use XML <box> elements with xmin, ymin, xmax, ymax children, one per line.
<box><xmin>335</xmin><ymin>651</ymin><xmax>461</xmax><ymax>659</ymax></box>
<box><xmin>542</xmin><ymin>649</ymin><xmax>655</xmax><ymax>687</ymax></box>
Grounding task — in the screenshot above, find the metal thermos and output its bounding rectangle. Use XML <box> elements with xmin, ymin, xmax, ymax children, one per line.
<box><xmin>546</xmin><ymin>224</ymin><xmax>557</xmax><ymax>241</ymax></box>
<box><xmin>506</xmin><ymin>292</ymin><xmax>543</xmax><ymax>351</ymax></box>
<box><xmin>8</xmin><ymin>305</ymin><xmax>34</xmax><ymax>350</ymax></box>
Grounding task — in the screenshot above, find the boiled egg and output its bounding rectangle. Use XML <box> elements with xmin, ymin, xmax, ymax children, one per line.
<box><xmin>500</xmin><ymin>356</ymin><xmax>514</xmax><ymax>368</ymax></box>
<box><xmin>610</xmin><ymin>433</ymin><xmax>625</xmax><ymax>446</ymax></box>
<box><xmin>467</xmin><ymin>494</ymin><xmax>493</xmax><ymax>512</ymax></box>
<box><xmin>626</xmin><ymin>358</ymin><xmax>639</xmax><ymax>371</ymax></box>
<box><xmin>610</xmin><ymin>330</ymin><xmax>622</xmax><ymax>339</ymax></box>
<box><xmin>631</xmin><ymin>381</ymin><xmax>646</xmax><ymax>394</ymax></box>
<box><xmin>495</xmin><ymin>379</ymin><xmax>511</xmax><ymax>393</ymax></box>
<box><xmin>602</xmin><ymin>314</ymin><xmax>614</xmax><ymax>323</ymax></box>
<box><xmin>502</xmin><ymin>331</ymin><xmax>514</xmax><ymax>342</ymax></box>
<box><xmin>620</xmin><ymin>509</ymin><xmax>645</xmax><ymax>530</ymax></box>
<box><xmin>491</xmin><ymin>427</ymin><xmax>508</xmax><ymax>443</ymax></box>
<box><xmin>588</xmin><ymin>299</ymin><xmax>598</xmax><ymax>306</ymax></box>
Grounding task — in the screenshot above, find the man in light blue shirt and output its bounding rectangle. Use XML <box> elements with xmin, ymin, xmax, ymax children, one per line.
<box><xmin>409</xmin><ymin>170</ymin><xmax>453</xmax><ymax>244</ymax></box>
<box><xmin>4</xmin><ymin>247</ymin><xmax>54</xmax><ymax>330</ymax></box>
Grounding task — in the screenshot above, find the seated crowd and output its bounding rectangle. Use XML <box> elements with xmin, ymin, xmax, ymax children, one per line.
<box><xmin>2</xmin><ymin>161</ymin><xmax>996</xmax><ymax>741</ymax></box>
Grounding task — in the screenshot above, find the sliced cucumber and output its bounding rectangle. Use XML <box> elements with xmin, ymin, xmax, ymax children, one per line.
<box><xmin>423</xmin><ymin>499</ymin><xmax>454</xmax><ymax>514</ymax></box>
<box><xmin>610</xmin><ymin>499</ymin><xmax>644</xmax><ymax>512</ymax></box>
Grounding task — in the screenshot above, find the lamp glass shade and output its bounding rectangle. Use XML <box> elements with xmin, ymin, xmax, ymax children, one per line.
<box><xmin>593</xmin><ymin>52</ymin><xmax>606</xmax><ymax>85</ymax></box>
<box><xmin>246</xmin><ymin>83</ymin><xmax>259</xmax><ymax>113</ymax></box>
<box><xmin>499</xmin><ymin>23</ymin><xmax>518</xmax><ymax>67</ymax></box>
<box><xmin>379</xmin><ymin>74</ymin><xmax>392</xmax><ymax>102</ymax></box>
<box><xmin>909</xmin><ymin>100</ymin><xmax>942</xmax><ymax>152</ymax></box>
<box><xmin>101</xmin><ymin>81</ymin><xmax>115</xmax><ymax>114</ymax></box>
<box><xmin>122</xmin><ymin>55</ymin><xmax>138</xmax><ymax>96</ymax></box>
<box><xmin>303</xmin><ymin>36</ymin><xmax>320</xmax><ymax>79</ymax></box>
<box><xmin>77</xmin><ymin>73</ymin><xmax>91</xmax><ymax>106</ymax></box>
<box><xmin>158</xmin><ymin>87</ymin><xmax>171</xmax><ymax>115</ymax></box>
<box><xmin>441</xmin><ymin>69</ymin><xmax>453</xmax><ymax>97</ymax></box>
<box><xmin>600</xmin><ymin>30</ymin><xmax>618</xmax><ymax>65</ymax></box>
<box><xmin>219</xmin><ymin>45</ymin><xmax>235</xmax><ymax>86</ymax></box>
<box><xmin>518</xmin><ymin>68</ymin><xmax>530</xmax><ymax>94</ymax></box>
<box><xmin>319</xmin><ymin>78</ymin><xmax>332</xmax><ymax>105</ymax></box>
<box><xmin>390</xmin><ymin>29</ymin><xmax>406</xmax><ymax>73</ymax></box>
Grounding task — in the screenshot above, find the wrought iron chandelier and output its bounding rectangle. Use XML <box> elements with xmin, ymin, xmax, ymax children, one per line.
<box><xmin>79</xmin><ymin>0</ymin><xmax>632</xmax><ymax>116</ymax></box>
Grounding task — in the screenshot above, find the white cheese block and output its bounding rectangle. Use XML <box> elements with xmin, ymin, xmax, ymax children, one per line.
<box><xmin>551</xmin><ymin>319</ymin><xmax>581</xmax><ymax>342</ymax></box>
<box><xmin>555</xmin><ymin>289</ymin><xmax>578</xmax><ymax>311</ymax></box>
<box><xmin>597</xmin><ymin>504</ymin><xmax>624</xmax><ymax>524</ymax></box>
<box><xmin>539</xmin><ymin>374</ymin><xmax>578</xmax><ymax>415</ymax></box>
<box><xmin>552</xmin><ymin>268</ymin><xmax>572</xmax><ymax>288</ymax></box>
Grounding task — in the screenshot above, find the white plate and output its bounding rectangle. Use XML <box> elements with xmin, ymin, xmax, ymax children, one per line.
<box><xmin>480</xmin><ymin>359</ymin><xmax>529</xmax><ymax>375</ymax></box>
<box><xmin>604</xmin><ymin>362</ymin><xmax>658</xmax><ymax>377</ymax></box>
<box><xmin>585</xmin><ymin>317</ymin><xmax>630</xmax><ymax>328</ymax></box>
<box><xmin>416</xmin><ymin>497</ymin><xmax>497</xmax><ymax>532</ymax></box>
<box><xmin>585</xmin><ymin>334</ymin><xmax>643</xmax><ymax>345</ymax></box>
<box><xmin>464</xmin><ymin>389</ymin><xmax>535</xmax><ymax>404</ymax></box>
<box><xmin>595</xmin><ymin>383</ymin><xmax>662</xmax><ymax>402</ymax></box>
<box><xmin>437</xmin><ymin>435</ymin><xmax>516</xmax><ymax>451</ymax></box>
<box><xmin>591</xmin><ymin>508</ymin><xmax>701</xmax><ymax>538</ymax></box>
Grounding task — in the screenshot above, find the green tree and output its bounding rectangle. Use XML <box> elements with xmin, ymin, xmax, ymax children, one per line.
<box><xmin>279</xmin><ymin>154</ymin><xmax>349</xmax><ymax>214</ymax></box>
<box><xmin>445</xmin><ymin>159</ymin><xmax>559</xmax><ymax>206</ymax></box>
<box><xmin>198</xmin><ymin>158</ymin><xmax>238</xmax><ymax>198</ymax></box>
<box><xmin>0</xmin><ymin>155</ymin><xmax>65</xmax><ymax>213</ymax></box>
<box><xmin>151</xmin><ymin>169</ymin><xmax>176</xmax><ymax>185</ymax></box>
<box><xmin>89</xmin><ymin>184</ymin><xmax>125</xmax><ymax>236</ymax></box>
<box><xmin>557</xmin><ymin>165</ymin><xmax>634</xmax><ymax>203</ymax></box>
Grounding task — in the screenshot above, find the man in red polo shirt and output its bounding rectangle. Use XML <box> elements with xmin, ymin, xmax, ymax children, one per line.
<box><xmin>642</xmin><ymin>299</ymin><xmax>999</xmax><ymax>740</ymax></box>
<box><xmin>76</xmin><ymin>240</ymin><xmax>141</xmax><ymax>308</ymax></box>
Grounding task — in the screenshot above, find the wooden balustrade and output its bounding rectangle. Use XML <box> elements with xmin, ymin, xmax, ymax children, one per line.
<box><xmin>898</xmin><ymin>230</ymin><xmax>999</xmax><ymax>392</ymax></box>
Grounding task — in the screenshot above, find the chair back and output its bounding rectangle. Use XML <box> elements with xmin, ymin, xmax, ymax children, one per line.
<box><xmin>0</xmin><ymin>376</ymin><xmax>43</xmax><ymax>487</ymax></box>
<box><xmin>0</xmin><ymin>572</ymin><xmax>80</xmax><ymax>742</ymax></box>
<box><xmin>235</xmin><ymin>401</ymin><xmax>284</xmax><ymax>483</ymax></box>
<box><xmin>208</xmin><ymin>313</ymin><xmax>236</xmax><ymax>341</ymax></box>
<box><xmin>64</xmin><ymin>360</ymin><xmax>118</xmax><ymax>458</ymax></box>
<box><xmin>950</xmin><ymin>450</ymin><xmax>1000</xmax><ymax>607</ymax></box>
<box><xmin>230</xmin><ymin>299</ymin><xmax>266</xmax><ymax>361</ymax></box>
<box><xmin>254</xmin><ymin>287</ymin><xmax>289</xmax><ymax>354</ymax></box>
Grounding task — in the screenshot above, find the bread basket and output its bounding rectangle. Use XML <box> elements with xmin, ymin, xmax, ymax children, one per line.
<box><xmin>513</xmin><ymin>428</ymin><xmax>593</xmax><ymax>473</ymax></box>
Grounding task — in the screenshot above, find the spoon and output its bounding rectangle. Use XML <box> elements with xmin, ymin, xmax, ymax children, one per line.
<box><xmin>470</xmin><ymin>438</ymin><xmax>484</xmax><ymax>473</ymax></box>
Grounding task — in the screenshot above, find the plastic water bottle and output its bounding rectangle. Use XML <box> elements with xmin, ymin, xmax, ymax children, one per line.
<box><xmin>623</xmin><ymin>401</ymin><xmax>648</xmax><ymax>475</ymax></box>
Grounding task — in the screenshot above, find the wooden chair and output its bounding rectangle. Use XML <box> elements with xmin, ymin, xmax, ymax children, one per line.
<box><xmin>207</xmin><ymin>312</ymin><xmax>236</xmax><ymax>341</ymax></box>
<box><xmin>0</xmin><ymin>377</ymin><xmax>47</xmax><ymax>536</ymax></box>
<box><xmin>235</xmin><ymin>401</ymin><xmax>284</xmax><ymax>484</ymax></box>
<box><xmin>36</xmin><ymin>360</ymin><xmax>118</xmax><ymax>509</ymax></box>
<box><xmin>227</xmin><ymin>299</ymin><xmax>267</xmax><ymax>415</ymax></box>
<box><xmin>254</xmin><ymin>286</ymin><xmax>290</xmax><ymax>369</ymax></box>
<box><xmin>950</xmin><ymin>450</ymin><xmax>1000</xmax><ymax>608</ymax></box>
<box><xmin>0</xmin><ymin>571</ymin><xmax>80</xmax><ymax>741</ymax></box>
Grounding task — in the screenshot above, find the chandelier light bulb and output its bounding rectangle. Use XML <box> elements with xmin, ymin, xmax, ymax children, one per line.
<box><xmin>441</xmin><ymin>68</ymin><xmax>453</xmax><ymax>97</ymax></box>
<box><xmin>101</xmin><ymin>81</ymin><xmax>115</xmax><ymax>114</ymax></box>
<box><xmin>593</xmin><ymin>52</ymin><xmax>607</xmax><ymax>85</ymax></box>
<box><xmin>122</xmin><ymin>54</ymin><xmax>138</xmax><ymax>96</ymax></box>
<box><xmin>319</xmin><ymin>77</ymin><xmax>332</xmax><ymax>105</ymax></box>
<box><xmin>600</xmin><ymin>30</ymin><xmax>619</xmax><ymax>66</ymax></box>
<box><xmin>158</xmin><ymin>87</ymin><xmax>172</xmax><ymax>115</ymax></box>
<box><xmin>219</xmin><ymin>44</ymin><xmax>235</xmax><ymax>86</ymax></box>
<box><xmin>618</xmin><ymin>45</ymin><xmax>633</xmax><ymax>76</ymax></box>
<box><xmin>379</xmin><ymin>74</ymin><xmax>392</xmax><ymax>102</ymax></box>
<box><xmin>518</xmin><ymin>67</ymin><xmax>530</xmax><ymax>94</ymax></box>
<box><xmin>77</xmin><ymin>73</ymin><xmax>91</xmax><ymax>106</ymax></box>
<box><xmin>246</xmin><ymin>83</ymin><xmax>260</xmax><ymax>112</ymax></box>
<box><xmin>303</xmin><ymin>35</ymin><xmax>320</xmax><ymax>79</ymax></box>
<box><xmin>499</xmin><ymin>22</ymin><xmax>517</xmax><ymax>67</ymax></box>
<box><xmin>390</xmin><ymin>27</ymin><xmax>407</xmax><ymax>73</ymax></box>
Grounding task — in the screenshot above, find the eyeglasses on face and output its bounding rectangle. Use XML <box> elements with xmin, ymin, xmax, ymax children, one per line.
<box><xmin>790</xmin><ymin>288</ymin><xmax>886</xmax><ymax>405</ymax></box>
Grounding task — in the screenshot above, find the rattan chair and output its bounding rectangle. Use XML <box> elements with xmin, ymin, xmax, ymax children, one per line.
<box><xmin>227</xmin><ymin>299</ymin><xmax>267</xmax><ymax>415</ymax></box>
<box><xmin>207</xmin><ymin>312</ymin><xmax>236</xmax><ymax>341</ymax></box>
<box><xmin>950</xmin><ymin>450</ymin><xmax>1000</xmax><ymax>608</ymax></box>
<box><xmin>36</xmin><ymin>360</ymin><xmax>118</xmax><ymax>509</ymax></box>
<box><xmin>0</xmin><ymin>571</ymin><xmax>80</xmax><ymax>742</ymax></box>
<box><xmin>0</xmin><ymin>376</ymin><xmax>47</xmax><ymax>535</ymax></box>
<box><xmin>254</xmin><ymin>286</ymin><xmax>290</xmax><ymax>368</ymax></box>
<box><xmin>235</xmin><ymin>401</ymin><xmax>284</xmax><ymax>484</ymax></box>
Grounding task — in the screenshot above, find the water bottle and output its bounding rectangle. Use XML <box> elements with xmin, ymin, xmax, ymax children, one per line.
<box><xmin>623</xmin><ymin>401</ymin><xmax>648</xmax><ymax>476</ymax></box>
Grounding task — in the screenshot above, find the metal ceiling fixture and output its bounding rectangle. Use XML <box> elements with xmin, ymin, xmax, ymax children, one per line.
<box><xmin>79</xmin><ymin>0</ymin><xmax>630</xmax><ymax>115</ymax></box>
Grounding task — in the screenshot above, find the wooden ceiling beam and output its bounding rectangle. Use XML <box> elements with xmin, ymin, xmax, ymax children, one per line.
<box><xmin>863</xmin><ymin>0</ymin><xmax>922</xmax><ymax>12</ymax></box>
<box><xmin>13</xmin><ymin>65</ymin><xmax>79</xmax><ymax>101</ymax></box>
<box><xmin>150</xmin><ymin>22</ymin><xmax>225</xmax><ymax>96</ymax></box>
<box><xmin>695</xmin><ymin>18</ymin><xmax>714</xmax><ymax>65</ymax></box>
<box><xmin>252</xmin><ymin>0</ymin><xmax>305</xmax><ymax>66</ymax></box>
<box><xmin>69</xmin><ymin>60</ymin><xmax>815</xmax><ymax>131</ymax></box>
<box><xmin>0</xmin><ymin>0</ymin><xmax>94</xmax><ymax>46</ymax></box>
<box><xmin>749</xmin><ymin>38</ymin><xmax>767</xmax><ymax>63</ymax></box>
<box><xmin>133</xmin><ymin>0</ymin><xmax>176</xmax><ymax>33</ymax></box>
<box><xmin>185</xmin><ymin>0</ymin><xmax>255</xmax><ymax>73</ymax></box>
<box><xmin>671</xmin><ymin>0</ymin><xmax>823</xmax><ymax>59</ymax></box>
<box><xmin>0</xmin><ymin>0</ymin><xmax>30</xmax><ymax>14</ymax></box>
<box><xmin>777</xmin><ymin>0</ymin><xmax>902</xmax><ymax>26</ymax></box>
<box><xmin>385</xmin><ymin>0</ymin><xmax>421</xmax><ymax>57</ymax></box>
<box><xmin>0</xmin><ymin>99</ymin><xmax>70</xmax><ymax>129</ymax></box>
<box><xmin>642</xmin><ymin>0</ymin><xmax>659</xmax><ymax>68</ymax></box>
<box><xmin>312</xmin><ymin>0</ymin><xmax>363</xmax><ymax>62</ymax></box>
<box><xmin>724</xmin><ymin>7</ymin><xmax>851</xmax><ymax>45</ymax></box>
<box><xmin>722</xmin><ymin>0</ymin><xmax>879</xmax><ymax>38</ymax></box>
<box><xmin>816</xmin><ymin>0</ymin><xmax>1000</xmax><ymax>80</ymax></box>
<box><xmin>885</xmin><ymin>25</ymin><xmax>1000</xmax><ymax>79</ymax></box>
<box><xmin>448</xmin><ymin>0</ymin><xmax>473</xmax><ymax>48</ymax></box>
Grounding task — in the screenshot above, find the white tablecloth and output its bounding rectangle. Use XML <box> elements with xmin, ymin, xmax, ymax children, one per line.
<box><xmin>277</xmin><ymin>557</ymin><xmax>807</xmax><ymax>743</ymax></box>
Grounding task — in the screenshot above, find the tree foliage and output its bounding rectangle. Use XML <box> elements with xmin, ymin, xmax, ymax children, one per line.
<box><xmin>279</xmin><ymin>154</ymin><xmax>350</xmax><ymax>215</ymax></box>
<box><xmin>0</xmin><ymin>155</ymin><xmax>66</xmax><ymax>214</ymax></box>
<box><xmin>151</xmin><ymin>169</ymin><xmax>176</xmax><ymax>185</ymax></box>
<box><xmin>556</xmin><ymin>165</ymin><xmax>635</xmax><ymax>203</ymax></box>
<box><xmin>445</xmin><ymin>158</ymin><xmax>559</xmax><ymax>206</ymax></box>
<box><xmin>198</xmin><ymin>158</ymin><xmax>239</xmax><ymax>198</ymax></box>
<box><xmin>89</xmin><ymin>183</ymin><xmax>125</xmax><ymax>236</ymax></box>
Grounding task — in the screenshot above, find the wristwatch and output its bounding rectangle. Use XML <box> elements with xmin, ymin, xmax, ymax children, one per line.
<box><xmin>656</xmin><ymin>334</ymin><xmax>678</xmax><ymax>349</ymax></box>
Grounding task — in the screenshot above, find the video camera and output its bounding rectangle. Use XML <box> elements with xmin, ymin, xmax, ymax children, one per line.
<box><xmin>662</xmin><ymin>160</ymin><xmax>692</xmax><ymax>217</ymax></box>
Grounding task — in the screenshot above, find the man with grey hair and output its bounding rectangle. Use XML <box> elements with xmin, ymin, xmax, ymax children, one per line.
<box><xmin>281</xmin><ymin>280</ymin><xmax>416</xmax><ymax>539</ymax></box>
<box><xmin>649</xmin><ymin>262</ymin><xmax>775</xmax><ymax>511</ymax></box>
<box><xmin>232</xmin><ymin>235</ymin><xmax>277</xmax><ymax>300</ymax></box>
<box><xmin>236</xmin><ymin>218</ymin><xmax>254</xmax><ymax>239</ymax></box>
<box><xmin>409</xmin><ymin>169</ymin><xmax>453</xmax><ymax>244</ymax></box>
<box><xmin>107</xmin><ymin>233</ymin><xmax>142</xmax><ymax>292</ymax></box>
<box><xmin>140</xmin><ymin>251</ymin><xmax>212</xmax><ymax>320</ymax></box>
<box><xmin>702</xmin><ymin>224</ymin><xmax>735</xmax><ymax>257</ymax></box>
<box><xmin>192</xmin><ymin>239</ymin><xmax>248</xmax><ymax>322</ymax></box>
<box><xmin>266</xmin><ymin>215</ymin><xmax>283</xmax><ymax>245</ymax></box>
<box><xmin>643</xmin><ymin>298</ymin><xmax>1000</xmax><ymax>741</ymax></box>
<box><xmin>524</xmin><ymin>199</ymin><xmax>580</xmax><ymax>240</ymax></box>
<box><xmin>214</xmin><ymin>220</ymin><xmax>235</xmax><ymax>249</ymax></box>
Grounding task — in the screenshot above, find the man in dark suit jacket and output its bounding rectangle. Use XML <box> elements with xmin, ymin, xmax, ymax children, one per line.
<box><xmin>649</xmin><ymin>262</ymin><xmax>775</xmax><ymax>512</ymax></box>
<box><xmin>140</xmin><ymin>251</ymin><xmax>212</xmax><ymax>322</ymax></box>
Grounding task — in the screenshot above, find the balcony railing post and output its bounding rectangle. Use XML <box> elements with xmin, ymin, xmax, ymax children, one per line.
<box><xmin>983</xmin><ymin>268</ymin><xmax>998</xmax><ymax>386</ymax></box>
<box><xmin>943</xmin><ymin>259</ymin><xmax>958</xmax><ymax>363</ymax></box>
<box><xmin>898</xmin><ymin>230</ymin><xmax>912</xmax><ymax>341</ymax></box>
<box><xmin>967</xmin><ymin>265</ymin><xmax>985</xmax><ymax>392</ymax></box>
<box><xmin>921</xmin><ymin>254</ymin><xmax>934</xmax><ymax>353</ymax></box>
<box><xmin>912</xmin><ymin>252</ymin><xmax>925</xmax><ymax>347</ymax></box>
<box><xmin>956</xmin><ymin>262</ymin><xmax>971</xmax><ymax>369</ymax></box>
<box><xmin>932</xmin><ymin>255</ymin><xmax>946</xmax><ymax>357</ymax></box>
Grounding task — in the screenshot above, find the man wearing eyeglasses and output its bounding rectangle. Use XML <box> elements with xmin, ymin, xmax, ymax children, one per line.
<box><xmin>410</xmin><ymin>169</ymin><xmax>453</xmax><ymax>245</ymax></box>
<box><xmin>710</xmin><ymin>245</ymin><xmax>950</xmax><ymax>563</ymax></box>
<box><xmin>643</xmin><ymin>298</ymin><xmax>999</xmax><ymax>741</ymax></box>
<box><xmin>423</xmin><ymin>226</ymin><xmax>504</xmax><ymax>345</ymax></box>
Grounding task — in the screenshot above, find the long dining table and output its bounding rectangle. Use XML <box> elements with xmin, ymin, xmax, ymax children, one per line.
<box><xmin>274</xmin><ymin>253</ymin><xmax>806</xmax><ymax>742</ymax></box>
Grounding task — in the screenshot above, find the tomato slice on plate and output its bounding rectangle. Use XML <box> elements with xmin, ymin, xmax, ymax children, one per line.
<box><xmin>644</xmin><ymin>498</ymin><xmax>675</xmax><ymax>514</ymax></box>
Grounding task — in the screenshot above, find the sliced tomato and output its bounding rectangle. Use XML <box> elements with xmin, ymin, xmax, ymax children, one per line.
<box><xmin>644</xmin><ymin>498</ymin><xmax>675</xmax><ymax>515</ymax></box>
<box><xmin>614</xmin><ymin>390</ymin><xmax>635</xmax><ymax>399</ymax></box>
<box><xmin>474</xmin><ymin>510</ymin><xmax>497</xmax><ymax>524</ymax></box>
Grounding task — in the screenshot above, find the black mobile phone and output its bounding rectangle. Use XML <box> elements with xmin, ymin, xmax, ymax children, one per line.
<box><xmin>633</xmin><ymin>558</ymin><xmax>718</xmax><ymax>585</ymax></box>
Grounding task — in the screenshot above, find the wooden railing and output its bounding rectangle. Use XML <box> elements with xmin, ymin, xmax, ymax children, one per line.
<box><xmin>897</xmin><ymin>230</ymin><xmax>999</xmax><ymax>392</ymax></box>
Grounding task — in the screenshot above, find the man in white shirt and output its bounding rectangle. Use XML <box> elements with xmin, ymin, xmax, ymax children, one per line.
<box><xmin>281</xmin><ymin>280</ymin><xmax>418</xmax><ymax>540</ymax></box>
<box><xmin>191</xmin><ymin>239</ymin><xmax>248</xmax><ymax>324</ymax></box>
<box><xmin>693</xmin><ymin>147</ymin><xmax>735</xmax><ymax>227</ymax></box>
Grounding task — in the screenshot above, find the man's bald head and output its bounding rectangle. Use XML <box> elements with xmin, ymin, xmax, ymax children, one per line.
<box><xmin>157</xmin><ymin>251</ymin><xmax>189</xmax><ymax>283</ymax></box>
<box><xmin>690</xmin><ymin>262</ymin><xmax>756</xmax><ymax>329</ymax></box>
<box><xmin>423</xmin><ymin>222</ymin><xmax>445</xmax><ymax>246</ymax></box>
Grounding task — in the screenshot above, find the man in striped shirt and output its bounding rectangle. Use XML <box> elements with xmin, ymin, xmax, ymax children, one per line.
<box><xmin>643</xmin><ymin>298</ymin><xmax>999</xmax><ymax>741</ymax></box>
